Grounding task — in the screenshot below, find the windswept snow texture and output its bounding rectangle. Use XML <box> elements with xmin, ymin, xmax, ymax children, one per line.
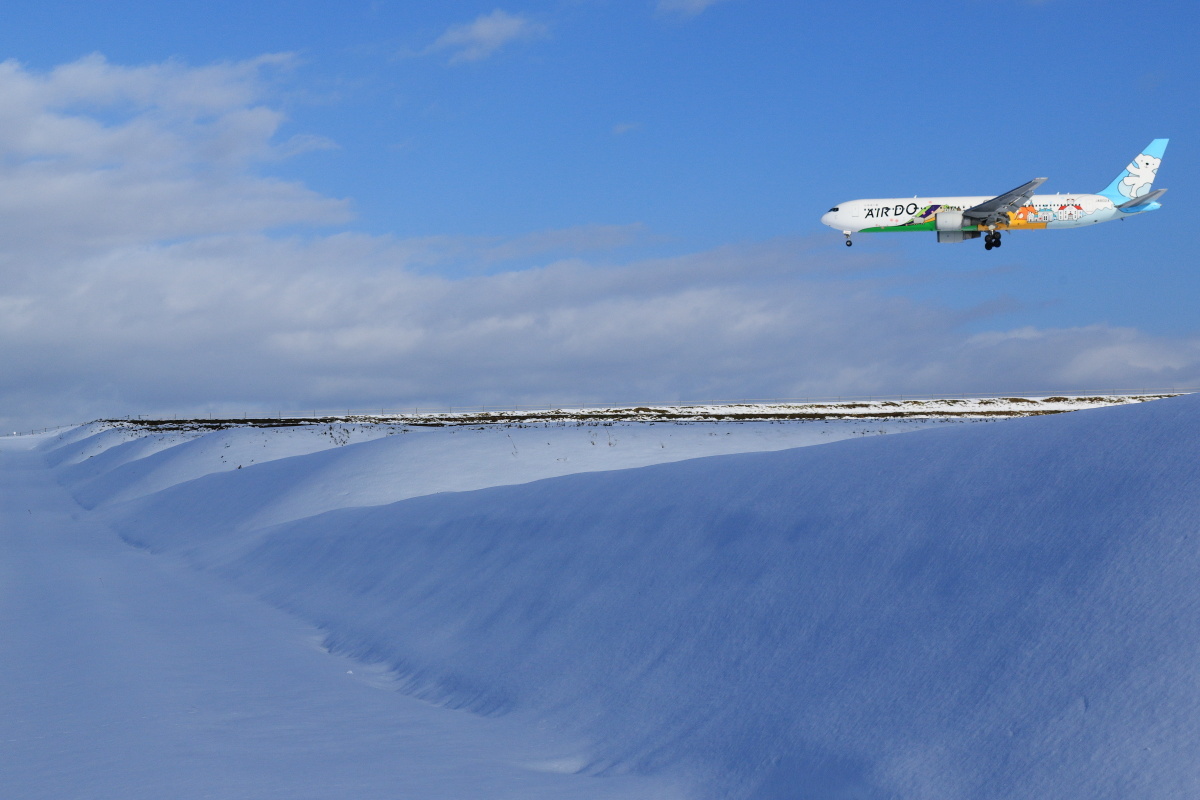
<box><xmin>6</xmin><ymin>397</ymin><xmax>1200</xmax><ymax>798</ymax></box>
<box><xmin>64</xmin><ymin>418</ymin><xmax>934</xmax><ymax>527</ymax></box>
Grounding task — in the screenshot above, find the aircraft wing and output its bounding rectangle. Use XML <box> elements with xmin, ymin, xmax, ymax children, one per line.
<box><xmin>963</xmin><ymin>177</ymin><xmax>1049</xmax><ymax>224</ymax></box>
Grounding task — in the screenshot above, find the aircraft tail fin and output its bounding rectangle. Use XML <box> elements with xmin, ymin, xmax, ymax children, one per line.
<box><xmin>1099</xmin><ymin>139</ymin><xmax>1168</xmax><ymax>203</ymax></box>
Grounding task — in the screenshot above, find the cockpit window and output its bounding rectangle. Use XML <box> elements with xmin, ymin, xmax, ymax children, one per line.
<box><xmin>828</xmin><ymin>207</ymin><xmax>839</xmax><ymax>212</ymax></box>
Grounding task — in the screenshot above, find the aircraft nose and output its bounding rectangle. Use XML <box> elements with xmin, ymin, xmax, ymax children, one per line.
<box><xmin>820</xmin><ymin>211</ymin><xmax>836</xmax><ymax>228</ymax></box>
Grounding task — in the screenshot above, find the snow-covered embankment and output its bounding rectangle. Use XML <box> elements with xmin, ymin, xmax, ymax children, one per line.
<box><xmin>17</xmin><ymin>396</ymin><xmax>1200</xmax><ymax>798</ymax></box>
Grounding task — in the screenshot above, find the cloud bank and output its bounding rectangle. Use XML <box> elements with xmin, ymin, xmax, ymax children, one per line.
<box><xmin>1</xmin><ymin>55</ymin><xmax>1198</xmax><ymax>432</ymax></box>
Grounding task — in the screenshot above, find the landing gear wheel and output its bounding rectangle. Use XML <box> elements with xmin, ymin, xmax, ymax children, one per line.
<box><xmin>993</xmin><ymin>235</ymin><xmax>1002</xmax><ymax>248</ymax></box>
<box><xmin>844</xmin><ymin>239</ymin><xmax>853</xmax><ymax>247</ymax></box>
<box><xmin>984</xmin><ymin>239</ymin><xmax>993</xmax><ymax>251</ymax></box>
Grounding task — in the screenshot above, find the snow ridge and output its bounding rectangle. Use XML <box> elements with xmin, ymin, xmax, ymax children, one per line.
<box><xmin>90</xmin><ymin>392</ymin><xmax>1173</xmax><ymax>432</ymax></box>
<box><xmin>24</xmin><ymin>394</ymin><xmax>1200</xmax><ymax>799</ymax></box>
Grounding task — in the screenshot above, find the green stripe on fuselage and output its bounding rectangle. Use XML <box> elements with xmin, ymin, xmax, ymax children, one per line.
<box><xmin>860</xmin><ymin>221</ymin><xmax>938</xmax><ymax>233</ymax></box>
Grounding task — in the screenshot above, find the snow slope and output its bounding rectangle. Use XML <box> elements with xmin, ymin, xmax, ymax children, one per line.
<box><xmin>0</xmin><ymin>438</ymin><xmax>676</xmax><ymax>800</ymax></box>
<box><xmin>7</xmin><ymin>396</ymin><xmax>1200</xmax><ymax>798</ymax></box>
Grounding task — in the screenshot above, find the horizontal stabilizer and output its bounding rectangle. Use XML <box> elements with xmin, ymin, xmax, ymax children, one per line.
<box><xmin>1117</xmin><ymin>187</ymin><xmax>1167</xmax><ymax>210</ymax></box>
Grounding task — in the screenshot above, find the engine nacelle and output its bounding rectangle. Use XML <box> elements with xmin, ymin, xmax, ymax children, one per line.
<box><xmin>934</xmin><ymin>211</ymin><xmax>981</xmax><ymax>243</ymax></box>
<box><xmin>934</xmin><ymin>210</ymin><xmax>964</xmax><ymax>232</ymax></box>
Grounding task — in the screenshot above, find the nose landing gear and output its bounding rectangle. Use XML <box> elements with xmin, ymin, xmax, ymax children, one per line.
<box><xmin>843</xmin><ymin>232</ymin><xmax>853</xmax><ymax>247</ymax></box>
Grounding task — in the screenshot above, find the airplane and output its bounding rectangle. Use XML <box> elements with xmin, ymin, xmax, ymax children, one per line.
<box><xmin>821</xmin><ymin>139</ymin><xmax>1168</xmax><ymax>250</ymax></box>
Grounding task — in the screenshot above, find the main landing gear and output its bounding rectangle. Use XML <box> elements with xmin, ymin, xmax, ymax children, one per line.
<box><xmin>983</xmin><ymin>230</ymin><xmax>1002</xmax><ymax>251</ymax></box>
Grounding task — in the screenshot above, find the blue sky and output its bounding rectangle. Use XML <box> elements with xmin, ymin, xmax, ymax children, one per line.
<box><xmin>0</xmin><ymin>1</ymin><xmax>1196</xmax><ymax>428</ymax></box>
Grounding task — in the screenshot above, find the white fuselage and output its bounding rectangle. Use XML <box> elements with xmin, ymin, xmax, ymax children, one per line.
<box><xmin>820</xmin><ymin>140</ymin><xmax>1168</xmax><ymax>246</ymax></box>
<box><xmin>819</xmin><ymin>193</ymin><xmax>1141</xmax><ymax>234</ymax></box>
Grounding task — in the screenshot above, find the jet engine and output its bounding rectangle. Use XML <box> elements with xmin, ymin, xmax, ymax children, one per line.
<box><xmin>934</xmin><ymin>210</ymin><xmax>980</xmax><ymax>243</ymax></box>
<box><xmin>934</xmin><ymin>210</ymin><xmax>963</xmax><ymax>231</ymax></box>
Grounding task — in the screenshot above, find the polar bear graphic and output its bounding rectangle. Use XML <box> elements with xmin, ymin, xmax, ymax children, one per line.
<box><xmin>1120</xmin><ymin>154</ymin><xmax>1160</xmax><ymax>199</ymax></box>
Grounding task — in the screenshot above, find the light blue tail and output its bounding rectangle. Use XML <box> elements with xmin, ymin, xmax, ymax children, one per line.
<box><xmin>1099</xmin><ymin>139</ymin><xmax>1169</xmax><ymax>203</ymax></box>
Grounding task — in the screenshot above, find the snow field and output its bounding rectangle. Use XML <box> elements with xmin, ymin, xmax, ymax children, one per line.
<box><xmin>104</xmin><ymin>396</ymin><xmax>1200</xmax><ymax>799</ymax></box>
<box><xmin>1</xmin><ymin>442</ymin><xmax>682</xmax><ymax>800</ymax></box>
<box><xmin>8</xmin><ymin>396</ymin><xmax>1200</xmax><ymax>798</ymax></box>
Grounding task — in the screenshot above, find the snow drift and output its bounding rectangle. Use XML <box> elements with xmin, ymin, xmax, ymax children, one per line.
<box><xmin>36</xmin><ymin>397</ymin><xmax>1200</xmax><ymax>798</ymax></box>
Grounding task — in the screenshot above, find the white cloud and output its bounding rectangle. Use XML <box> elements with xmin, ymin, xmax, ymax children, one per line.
<box><xmin>656</xmin><ymin>0</ymin><xmax>734</xmax><ymax>18</ymax></box>
<box><xmin>6</xmin><ymin>226</ymin><xmax>1200</xmax><ymax>431</ymax></box>
<box><xmin>426</xmin><ymin>10</ymin><xmax>549</xmax><ymax>64</ymax></box>
<box><xmin>2</xmin><ymin>54</ymin><xmax>1199</xmax><ymax>433</ymax></box>
<box><xmin>0</xmin><ymin>54</ymin><xmax>347</xmax><ymax>261</ymax></box>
